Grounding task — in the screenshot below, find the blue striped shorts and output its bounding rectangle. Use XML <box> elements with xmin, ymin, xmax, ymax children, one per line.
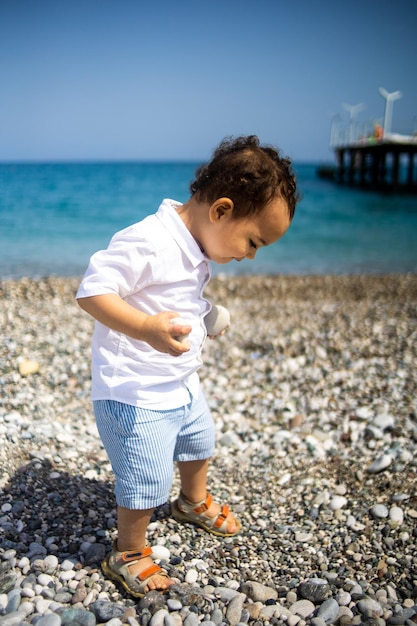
<box><xmin>93</xmin><ymin>391</ymin><xmax>215</xmax><ymax>510</ymax></box>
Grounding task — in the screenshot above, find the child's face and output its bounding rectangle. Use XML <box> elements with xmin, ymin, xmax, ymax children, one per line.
<box><xmin>202</xmin><ymin>196</ymin><xmax>291</xmax><ymax>265</ymax></box>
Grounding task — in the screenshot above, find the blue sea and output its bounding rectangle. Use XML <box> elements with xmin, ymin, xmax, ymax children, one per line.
<box><xmin>1</xmin><ymin>162</ymin><xmax>416</xmax><ymax>278</ymax></box>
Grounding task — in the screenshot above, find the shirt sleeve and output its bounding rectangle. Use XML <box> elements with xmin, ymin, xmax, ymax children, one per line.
<box><xmin>76</xmin><ymin>223</ymin><xmax>158</xmax><ymax>300</ymax></box>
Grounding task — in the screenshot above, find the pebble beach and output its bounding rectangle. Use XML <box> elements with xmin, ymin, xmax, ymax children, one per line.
<box><xmin>0</xmin><ymin>274</ymin><xmax>416</xmax><ymax>626</ymax></box>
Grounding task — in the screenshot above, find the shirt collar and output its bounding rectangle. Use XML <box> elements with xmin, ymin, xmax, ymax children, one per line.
<box><xmin>156</xmin><ymin>198</ymin><xmax>209</xmax><ymax>268</ymax></box>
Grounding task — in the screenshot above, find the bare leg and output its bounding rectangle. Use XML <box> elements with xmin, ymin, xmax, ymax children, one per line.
<box><xmin>177</xmin><ymin>459</ymin><xmax>239</xmax><ymax>534</ymax></box>
<box><xmin>177</xmin><ymin>459</ymin><xmax>209</xmax><ymax>502</ymax></box>
<box><xmin>117</xmin><ymin>506</ymin><xmax>173</xmax><ymax>591</ymax></box>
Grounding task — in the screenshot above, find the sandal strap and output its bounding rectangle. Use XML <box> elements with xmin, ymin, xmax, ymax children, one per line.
<box><xmin>117</xmin><ymin>545</ymin><xmax>153</xmax><ymax>563</ymax></box>
<box><xmin>137</xmin><ymin>563</ymin><xmax>163</xmax><ymax>582</ymax></box>
<box><xmin>214</xmin><ymin>504</ymin><xmax>230</xmax><ymax>529</ymax></box>
<box><xmin>182</xmin><ymin>493</ymin><xmax>231</xmax><ymax>531</ymax></box>
<box><xmin>113</xmin><ymin>544</ymin><xmax>164</xmax><ymax>583</ymax></box>
<box><xmin>192</xmin><ymin>493</ymin><xmax>213</xmax><ymax>514</ymax></box>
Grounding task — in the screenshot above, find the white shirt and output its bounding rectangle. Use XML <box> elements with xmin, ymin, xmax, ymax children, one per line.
<box><xmin>76</xmin><ymin>199</ymin><xmax>212</xmax><ymax>409</ymax></box>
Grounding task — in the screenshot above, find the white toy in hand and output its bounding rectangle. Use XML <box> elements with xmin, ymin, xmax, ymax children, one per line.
<box><xmin>170</xmin><ymin>317</ymin><xmax>191</xmax><ymax>344</ymax></box>
<box><xmin>204</xmin><ymin>305</ymin><xmax>230</xmax><ymax>336</ymax></box>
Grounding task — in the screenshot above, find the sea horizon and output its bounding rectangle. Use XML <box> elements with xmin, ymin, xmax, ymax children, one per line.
<box><xmin>1</xmin><ymin>160</ymin><xmax>416</xmax><ymax>280</ymax></box>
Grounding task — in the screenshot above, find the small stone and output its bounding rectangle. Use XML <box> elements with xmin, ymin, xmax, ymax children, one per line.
<box><xmin>36</xmin><ymin>615</ymin><xmax>62</xmax><ymax>626</ymax></box>
<box><xmin>185</xmin><ymin>569</ymin><xmax>198</xmax><ymax>584</ymax></box>
<box><xmin>72</xmin><ymin>581</ymin><xmax>87</xmax><ymax>604</ymax></box>
<box><xmin>290</xmin><ymin>600</ymin><xmax>316</xmax><ymax>619</ymax></box>
<box><xmin>18</xmin><ymin>358</ymin><xmax>40</xmax><ymax>376</ymax></box>
<box><xmin>6</xmin><ymin>589</ymin><xmax>21</xmax><ymax>614</ymax></box>
<box><xmin>60</xmin><ymin>608</ymin><xmax>96</xmax><ymax>626</ymax></box>
<box><xmin>36</xmin><ymin>599</ymin><xmax>52</xmax><ymax>614</ymax></box>
<box><xmin>260</xmin><ymin>604</ymin><xmax>291</xmax><ymax>619</ymax></box>
<box><xmin>370</xmin><ymin>504</ymin><xmax>389</xmax><ymax>519</ymax></box>
<box><xmin>240</xmin><ymin>581</ymin><xmax>277</xmax><ymax>602</ymax></box>
<box><xmin>44</xmin><ymin>555</ymin><xmax>59</xmax><ymax>573</ymax></box>
<box><xmin>316</xmin><ymin>598</ymin><xmax>339</xmax><ymax>623</ymax></box>
<box><xmin>0</xmin><ymin>612</ymin><xmax>28</xmax><ymax>626</ymax></box>
<box><xmin>106</xmin><ymin>620</ymin><xmax>123</xmax><ymax>626</ymax></box>
<box><xmin>329</xmin><ymin>496</ymin><xmax>347</xmax><ymax>510</ymax></box>
<box><xmin>335</xmin><ymin>590</ymin><xmax>351</xmax><ymax>606</ymax></box>
<box><xmin>151</xmin><ymin>545</ymin><xmax>171</xmax><ymax>561</ymax></box>
<box><xmin>389</xmin><ymin>506</ymin><xmax>404</xmax><ymax>527</ymax></box>
<box><xmin>366</xmin><ymin>454</ymin><xmax>393</xmax><ymax>473</ymax></box>
<box><xmin>84</xmin><ymin>543</ymin><xmax>106</xmax><ymax>565</ymax></box>
<box><xmin>184</xmin><ymin>613</ymin><xmax>200</xmax><ymax>626</ymax></box>
<box><xmin>167</xmin><ymin>599</ymin><xmax>182</xmax><ymax>611</ymax></box>
<box><xmin>0</xmin><ymin>574</ymin><xmax>18</xmax><ymax>595</ymax></box>
<box><xmin>226</xmin><ymin>594</ymin><xmax>245</xmax><ymax>626</ymax></box>
<box><xmin>298</xmin><ymin>578</ymin><xmax>331</xmax><ymax>603</ymax></box>
<box><xmin>357</xmin><ymin>597</ymin><xmax>383</xmax><ymax>618</ymax></box>
<box><xmin>54</xmin><ymin>592</ymin><xmax>73</xmax><ymax>604</ymax></box>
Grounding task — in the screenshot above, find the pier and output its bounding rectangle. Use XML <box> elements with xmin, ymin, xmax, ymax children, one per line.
<box><xmin>318</xmin><ymin>88</ymin><xmax>417</xmax><ymax>192</ymax></box>
<box><xmin>318</xmin><ymin>135</ymin><xmax>417</xmax><ymax>192</ymax></box>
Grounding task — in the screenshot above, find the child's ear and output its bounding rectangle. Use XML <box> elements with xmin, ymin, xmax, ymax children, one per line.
<box><xmin>208</xmin><ymin>197</ymin><xmax>234</xmax><ymax>223</ymax></box>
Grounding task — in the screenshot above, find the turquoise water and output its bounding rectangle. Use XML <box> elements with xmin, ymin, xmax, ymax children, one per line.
<box><xmin>0</xmin><ymin>162</ymin><xmax>416</xmax><ymax>278</ymax></box>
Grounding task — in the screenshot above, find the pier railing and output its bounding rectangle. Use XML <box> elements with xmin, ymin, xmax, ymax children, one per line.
<box><xmin>322</xmin><ymin>122</ymin><xmax>417</xmax><ymax>192</ymax></box>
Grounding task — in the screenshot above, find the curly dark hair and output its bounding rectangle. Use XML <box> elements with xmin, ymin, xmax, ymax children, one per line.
<box><xmin>189</xmin><ymin>135</ymin><xmax>299</xmax><ymax>220</ymax></box>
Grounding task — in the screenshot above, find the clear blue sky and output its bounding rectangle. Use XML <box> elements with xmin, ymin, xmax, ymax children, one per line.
<box><xmin>1</xmin><ymin>0</ymin><xmax>416</xmax><ymax>163</ymax></box>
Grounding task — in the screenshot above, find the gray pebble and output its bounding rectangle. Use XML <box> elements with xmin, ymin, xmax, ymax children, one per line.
<box><xmin>290</xmin><ymin>600</ymin><xmax>316</xmax><ymax>619</ymax></box>
<box><xmin>167</xmin><ymin>600</ymin><xmax>182</xmax><ymax>612</ymax></box>
<box><xmin>6</xmin><ymin>590</ymin><xmax>21</xmax><ymax>614</ymax></box>
<box><xmin>36</xmin><ymin>615</ymin><xmax>62</xmax><ymax>626</ymax></box>
<box><xmin>90</xmin><ymin>601</ymin><xmax>124</xmax><ymax>622</ymax></box>
<box><xmin>60</xmin><ymin>608</ymin><xmax>96</xmax><ymax>626</ymax></box>
<box><xmin>183</xmin><ymin>613</ymin><xmax>200</xmax><ymax>626</ymax></box>
<box><xmin>149</xmin><ymin>609</ymin><xmax>168</xmax><ymax>626</ymax></box>
<box><xmin>298</xmin><ymin>578</ymin><xmax>330</xmax><ymax>603</ymax></box>
<box><xmin>226</xmin><ymin>594</ymin><xmax>244</xmax><ymax>626</ymax></box>
<box><xmin>240</xmin><ymin>581</ymin><xmax>277</xmax><ymax>602</ymax></box>
<box><xmin>316</xmin><ymin>598</ymin><xmax>339</xmax><ymax>623</ymax></box>
<box><xmin>370</xmin><ymin>504</ymin><xmax>389</xmax><ymax>519</ymax></box>
<box><xmin>210</xmin><ymin>609</ymin><xmax>224</xmax><ymax>625</ymax></box>
<box><xmin>357</xmin><ymin>598</ymin><xmax>383</xmax><ymax>618</ymax></box>
<box><xmin>367</xmin><ymin>453</ymin><xmax>393</xmax><ymax>473</ymax></box>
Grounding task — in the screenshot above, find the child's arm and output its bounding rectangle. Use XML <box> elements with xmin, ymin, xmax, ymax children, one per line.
<box><xmin>77</xmin><ymin>293</ymin><xmax>191</xmax><ymax>356</ymax></box>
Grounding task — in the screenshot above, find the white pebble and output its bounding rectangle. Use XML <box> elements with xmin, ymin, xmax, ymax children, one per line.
<box><xmin>44</xmin><ymin>555</ymin><xmax>59</xmax><ymax>571</ymax></box>
<box><xmin>185</xmin><ymin>569</ymin><xmax>198</xmax><ymax>584</ymax></box>
<box><xmin>389</xmin><ymin>506</ymin><xmax>404</xmax><ymax>526</ymax></box>
<box><xmin>329</xmin><ymin>496</ymin><xmax>347</xmax><ymax>510</ymax></box>
<box><xmin>151</xmin><ymin>545</ymin><xmax>171</xmax><ymax>561</ymax></box>
<box><xmin>366</xmin><ymin>453</ymin><xmax>392</xmax><ymax>473</ymax></box>
<box><xmin>60</xmin><ymin>559</ymin><xmax>76</xmax><ymax>571</ymax></box>
<box><xmin>370</xmin><ymin>504</ymin><xmax>389</xmax><ymax>519</ymax></box>
<box><xmin>36</xmin><ymin>599</ymin><xmax>52</xmax><ymax>614</ymax></box>
<box><xmin>37</xmin><ymin>573</ymin><xmax>53</xmax><ymax>586</ymax></box>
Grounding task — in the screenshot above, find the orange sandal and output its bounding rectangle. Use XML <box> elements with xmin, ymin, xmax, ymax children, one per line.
<box><xmin>102</xmin><ymin>542</ymin><xmax>171</xmax><ymax>598</ymax></box>
<box><xmin>171</xmin><ymin>492</ymin><xmax>241</xmax><ymax>537</ymax></box>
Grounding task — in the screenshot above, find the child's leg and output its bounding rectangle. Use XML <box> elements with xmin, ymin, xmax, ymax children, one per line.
<box><xmin>177</xmin><ymin>459</ymin><xmax>240</xmax><ymax>535</ymax></box>
<box><xmin>116</xmin><ymin>506</ymin><xmax>172</xmax><ymax>591</ymax></box>
<box><xmin>94</xmin><ymin>400</ymin><xmax>181</xmax><ymax>595</ymax></box>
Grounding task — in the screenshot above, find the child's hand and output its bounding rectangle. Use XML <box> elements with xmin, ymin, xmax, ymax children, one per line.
<box><xmin>143</xmin><ymin>312</ymin><xmax>192</xmax><ymax>356</ymax></box>
<box><xmin>207</xmin><ymin>324</ymin><xmax>230</xmax><ymax>340</ymax></box>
